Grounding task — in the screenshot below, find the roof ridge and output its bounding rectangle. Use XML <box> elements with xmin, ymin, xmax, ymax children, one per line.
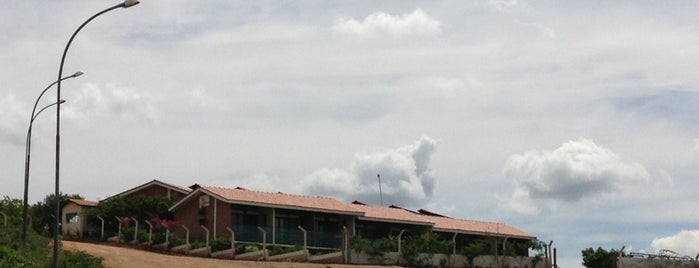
<box><xmin>201</xmin><ymin>184</ymin><xmax>337</xmax><ymax>200</ymax></box>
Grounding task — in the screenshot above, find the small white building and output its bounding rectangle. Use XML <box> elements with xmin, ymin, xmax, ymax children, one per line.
<box><xmin>61</xmin><ymin>198</ymin><xmax>98</xmax><ymax>238</ymax></box>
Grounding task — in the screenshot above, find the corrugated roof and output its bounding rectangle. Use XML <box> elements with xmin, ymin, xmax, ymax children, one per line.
<box><xmin>67</xmin><ymin>198</ymin><xmax>98</xmax><ymax>207</ymax></box>
<box><xmin>191</xmin><ymin>185</ymin><xmax>364</xmax><ymax>215</ymax></box>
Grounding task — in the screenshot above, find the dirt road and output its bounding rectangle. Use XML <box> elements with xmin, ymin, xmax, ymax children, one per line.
<box><xmin>63</xmin><ymin>241</ymin><xmax>396</xmax><ymax>268</ymax></box>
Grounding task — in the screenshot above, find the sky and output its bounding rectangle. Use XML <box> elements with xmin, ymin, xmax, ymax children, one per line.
<box><xmin>2</xmin><ymin>1</ymin><xmax>699</xmax><ymax>267</ymax></box>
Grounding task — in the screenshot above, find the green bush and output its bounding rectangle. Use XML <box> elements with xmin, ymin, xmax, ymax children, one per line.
<box><xmin>234</xmin><ymin>242</ymin><xmax>261</xmax><ymax>253</ymax></box>
<box><xmin>269</xmin><ymin>245</ymin><xmax>302</xmax><ymax>256</ymax></box>
<box><xmin>210</xmin><ymin>238</ymin><xmax>232</xmax><ymax>252</ymax></box>
<box><xmin>351</xmin><ymin>235</ymin><xmax>398</xmax><ymax>256</ymax></box>
<box><xmin>60</xmin><ymin>250</ymin><xmax>104</xmax><ymax>268</ymax></box>
<box><xmin>168</xmin><ymin>235</ymin><xmax>185</xmax><ymax>248</ymax></box>
<box><xmin>0</xmin><ymin>196</ymin><xmax>105</xmax><ymax>267</ymax></box>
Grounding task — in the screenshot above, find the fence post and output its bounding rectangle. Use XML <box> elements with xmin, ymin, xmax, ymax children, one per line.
<box><xmin>342</xmin><ymin>226</ymin><xmax>349</xmax><ymax>264</ymax></box>
<box><xmin>131</xmin><ymin>217</ymin><xmax>139</xmax><ymax>243</ymax></box>
<box><xmin>257</xmin><ymin>226</ymin><xmax>267</xmax><ymax>260</ymax></box>
<box><xmin>114</xmin><ymin>216</ymin><xmax>123</xmax><ymax>243</ymax></box>
<box><xmin>226</xmin><ymin>226</ymin><xmax>235</xmax><ymax>251</ymax></box>
<box><xmin>297</xmin><ymin>225</ymin><xmax>307</xmax><ymax>250</ymax></box>
<box><xmin>182</xmin><ymin>224</ymin><xmax>190</xmax><ymax>246</ymax></box>
<box><xmin>97</xmin><ymin>216</ymin><xmax>105</xmax><ymax>240</ymax></box>
<box><xmin>201</xmin><ymin>225</ymin><xmax>210</xmax><ymax>251</ymax></box>
<box><xmin>145</xmin><ymin>220</ymin><xmax>153</xmax><ymax>246</ymax></box>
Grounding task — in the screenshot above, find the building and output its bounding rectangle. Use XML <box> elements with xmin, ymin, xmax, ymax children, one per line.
<box><xmin>108</xmin><ymin>179</ymin><xmax>191</xmax><ymax>200</ymax></box>
<box><xmin>62</xmin><ymin>198</ymin><xmax>98</xmax><ymax>238</ymax></box>
<box><xmin>168</xmin><ymin>184</ymin><xmax>535</xmax><ymax>254</ymax></box>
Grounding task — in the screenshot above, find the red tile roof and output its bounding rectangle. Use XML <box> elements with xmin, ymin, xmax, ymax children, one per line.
<box><xmin>67</xmin><ymin>198</ymin><xmax>98</xmax><ymax>207</ymax></box>
<box><xmin>181</xmin><ymin>185</ymin><xmax>364</xmax><ymax>215</ymax></box>
<box><xmin>168</xmin><ymin>184</ymin><xmax>534</xmax><ymax>239</ymax></box>
<box><xmin>421</xmin><ymin>214</ymin><xmax>534</xmax><ymax>239</ymax></box>
<box><xmin>110</xmin><ymin>179</ymin><xmax>191</xmax><ymax>199</ymax></box>
<box><xmin>350</xmin><ymin>202</ymin><xmax>433</xmax><ymax>226</ymax></box>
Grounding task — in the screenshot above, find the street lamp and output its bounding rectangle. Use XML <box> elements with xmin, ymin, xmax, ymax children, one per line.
<box><xmin>53</xmin><ymin>1</ymin><xmax>139</xmax><ymax>266</ymax></box>
<box><xmin>22</xmin><ymin>72</ymin><xmax>83</xmax><ymax>246</ymax></box>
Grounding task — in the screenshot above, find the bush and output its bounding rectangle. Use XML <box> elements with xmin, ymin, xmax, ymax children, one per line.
<box><xmin>60</xmin><ymin>250</ymin><xmax>104</xmax><ymax>268</ymax></box>
<box><xmin>0</xmin><ymin>196</ymin><xmax>104</xmax><ymax>268</ymax></box>
<box><xmin>168</xmin><ymin>235</ymin><xmax>185</xmax><ymax>248</ymax></box>
<box><xmin>351</xmin><ymin>235</ymin><xmax>398</xmax><ymax>257</ymax></box>
<box><xmin>210</xmin><ymin>238</ymin><xmax>232</xmax><ymax>252</ymax></box>
<box><xmin>234</xmin><ymin>242</ymin><xmax>261</xmax><ymax>253</ymax></box>
<box><xmin>269</xmin><ymin>245</ymin><xmax>302</xmax><ymax>256</ymax></box>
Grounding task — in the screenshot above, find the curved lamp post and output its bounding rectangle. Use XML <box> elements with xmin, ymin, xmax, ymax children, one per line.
<box><xmin>22</xmin><ymin>72</ymin><xmax>83</xmax><ymax>246</ymax></box>
<box><xmin>53</xmin><ymin>1</ymin><xmax>139</xmax><ymax>266</ymax></box>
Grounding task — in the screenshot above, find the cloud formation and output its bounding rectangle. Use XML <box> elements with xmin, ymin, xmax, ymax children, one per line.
<box><xmin>0</xmin><ymin>92</ymin><xmax>26</xmax><ymax>145</ymax></box>
<box><xmin>505</xmin><ymin>138</ymin><xmax>649</xmax><ymax>214</ymax></box>
<box><xmin>332</xmin><ymin>9</ymin><xmax>441</xmax><ymax>37</ymax></box>
<box><xmin>302</xmin><ymin>136</ymin><xmax>438</xmax><ymax>207</ymax></box>
<box><xmin>62</xmin><ymin>83</ymin><xmax>158</xmax><ymax>122</ymax></box>
<box><xmin>651</xmin><ymin>230</ymin><xmax>699</xmax><ymax>257</ymax></box>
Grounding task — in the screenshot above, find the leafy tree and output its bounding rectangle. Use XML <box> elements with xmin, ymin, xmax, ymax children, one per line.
<box><xmin>84</xmin><ymin>195</ymin><xmax>176</xmax><ymax>237</ymax></box>
<box><xmin>29</xmin><ymin>193</ymin><xmax>83</xmax><ymax>236</ymax></box>
<box><xmin>0</xmin><ymin>196</ymin><xmax>23</xmax><ymax>225</ymax></box>
<box><xmin>582</xmin><ymin>247</ymin><xmax>622</xmax><ymax>268</ymax></box>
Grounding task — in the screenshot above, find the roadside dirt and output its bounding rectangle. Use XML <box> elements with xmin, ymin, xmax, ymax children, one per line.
<box><xmin>63</xmin><ymin>241</ymin><xmax>398</xmax><ymax>268</ymax></box>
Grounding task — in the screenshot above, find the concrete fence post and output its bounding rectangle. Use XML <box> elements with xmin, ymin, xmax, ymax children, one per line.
<box><xmin>257</xmin><ymin>226</ymin><xmax>267</xmax><ymax>260</ymax></box>
<box><xmin>145</xmin><ymin>220</ymin><xmax>153</xmax><ymax>245</ymax></box>
<box><xmin>131</xmin><ymin>217</ymin><xmax>139</xmax><ymax>243</ymax></box>
<box><xmin>201</xmin><ymin>225</ymin><xmax>210</xmax><ymax>249</ymax></box>
<box><xmin>297</xmin><ymin>225</ymin><xmax>307</xmax><ymax>250</ymax></box>
<box><xmin>226</xmin><ymin>226</ymin><xmax>235</xmax><ymax>250</ymax></box>
<box><xmin>114</xmin><ymin>216</ymin><xmax>123</xmax><ymax>243</ymax></box>
<box><xmin>97</xmin><ymin>216</ymin><xmax>105</xmax><ymax>240</ymax></box>
<box><xmin>182</xmin><ymin>225</ymin><xmax>190</xmax><ymax>246</ymax></box>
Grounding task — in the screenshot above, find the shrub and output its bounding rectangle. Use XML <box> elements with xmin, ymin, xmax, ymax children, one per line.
<box><xmin>168</xmin><ymin>235</ymin><xmax>185</xmax><ymax>248</ymax></box>
<box><xmin>210</xmin><ymin>238</ymin><xmax>232</xmax><ymax>252</ymax></box>
<box><xmin>60</xmin><ymin>250</ymin><xmax>104</xmax><ymax>268</ymax></box>
<box><xmin>269</xmin><ymin>245</ymin><xmax>302</xmax><ymax>256</ymax></box>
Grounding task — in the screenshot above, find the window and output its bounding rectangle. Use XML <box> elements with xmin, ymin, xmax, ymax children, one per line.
<box><xmin>66</xmin><ymin>213</ymin><xmax>79</xmax><ymax>223</ymax></box>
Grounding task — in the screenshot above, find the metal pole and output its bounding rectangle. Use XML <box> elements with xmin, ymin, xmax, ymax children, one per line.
<box><xmin>53</xmin><ymin>0</ymin><xmax>139</xmax><ymax>268</ymax></box>
<box><xmin>377</xmin><ymin>174</ymin><xmax>383</xmax><ymax>206</ymax></box>
<box><xmin>23</xmin><ymin>98</ymin><xmax>69</xmax><ymax>245</ymax></box>
<box><xmin>53</xmin><ymin>1</ymin><xmax>139</xmax><ymax>266</ymax></box>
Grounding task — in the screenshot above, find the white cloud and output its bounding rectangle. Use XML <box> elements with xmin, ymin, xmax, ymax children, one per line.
<box><xmin>504</xmin><ymin>138</ymin><xmax>649</xmax><ymax>214</ymax></box>
<box><xmin>188</xmin><ymin>23</ymin><xmax>315</xmax><ymax>46</ymax></box>
<box><xmin>651</xmin><ymin>230</ymin><xmax>699</xmax><ymax>257</ymax></box>
<box><xmin>332</xmin><ymin>9</ymin><xmax>441</xmax><ymax>37</ymax></box>
<box><xmin>302</xmin><ymin>136</ymin><xmax>438</xmax><ymax>207</ymax></box>
<box><xmin>0</xmin><ymin>91</ymin><xmax>26</xmax><ymax>145</ymax></box>
<box><xmin>488</xmin><ymin>0</ymin><xmax>518</xmax><ymax>11</ymax></box>
<box><xmin>62</xmin><ymin>83</ymin><xmax>158</xmax><ymax>122</ymax></box>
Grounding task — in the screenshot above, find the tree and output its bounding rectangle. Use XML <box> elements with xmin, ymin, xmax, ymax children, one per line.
<box><xmin>29</xmin><ymin>193</ymin><xmax>83</xmax><ymax>236</ymax></box>
<box><xmin>582</xmin><ymin>247</ymin><xmax>622</xmax><ymax>268</ymax></box>
<box><xmin>84</xmin><ymin>195</ymin><xmax>176</xmax><ymax>237</ymax></box>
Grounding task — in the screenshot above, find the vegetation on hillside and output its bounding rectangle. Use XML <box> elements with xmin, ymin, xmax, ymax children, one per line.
<box><xmin>0</xmin><ymin>196</ymin><xmax>104</xmax><ymax>267</ymax></box>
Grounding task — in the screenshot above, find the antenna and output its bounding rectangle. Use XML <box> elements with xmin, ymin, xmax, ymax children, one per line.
<box><xmin>377</xmin><ymin>173</ymin><xmax>383</xmax><ymax>206</ymax></box>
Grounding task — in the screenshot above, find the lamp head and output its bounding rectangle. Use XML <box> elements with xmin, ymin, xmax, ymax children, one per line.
<box><xmin>58</xmin><ymin>100</ymin><xmax>67</xmax><ymax>104</ymax></box>
<box><xmin>72</xmin><ymin>71</ymin><xmax>84</xmax><ymax>78</ymax></box>
<box><xmin>123</xmin><ymin>0</ymin><xmax>140</xmax><ymax>8</ymax></box>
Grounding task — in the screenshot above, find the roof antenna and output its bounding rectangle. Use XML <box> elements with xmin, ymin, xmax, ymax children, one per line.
<box><xmin>377</xmin><ymin>173</ymin><xmax>383</xmax><ymax>206</ymax></box>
